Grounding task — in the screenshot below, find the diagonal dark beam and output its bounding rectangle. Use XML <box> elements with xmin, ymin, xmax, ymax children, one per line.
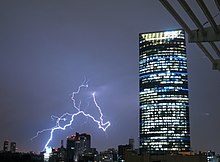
<box><xmin>160</xmin><ymin>0</ymin><xmax>218</xmax><ymax>70</ymax></box>
<box><xmin>215</xmin><ymin>0</ymin><xmax>220</xmax><ymax>12</ymax></box>
<box><xmin>196</xmin><ymin>42</ymin><xmax>216</xmax><ymax>64</ymax></box>
<box><xmin>177</xmin><ymin>0</ymin><xmax>206</xmax><ymax>34</ymax></box>
<box><xmin>196</xmin><ymin>0</ymin><xmax>219</xmax><ymax>33</ymax></box>
<box><xmin>189</xmin><ymin>25</ymin><xmax>220</xmax><ymax>42</ymax></box>
<box><xmin>209</xmin><ymin>42</ymin><xmax>220</xmax><ymax>58</ymax></box>
<box><xmin>159</xmin><ymin>0</ymin><xmax>193</xmax><ymax>35</ymax></box>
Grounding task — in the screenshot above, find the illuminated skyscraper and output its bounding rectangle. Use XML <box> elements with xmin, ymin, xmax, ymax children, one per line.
<box><xmin>139</xmin><ymin>29</ymin><xmax>190</xmax><ymax>153</ymax></box>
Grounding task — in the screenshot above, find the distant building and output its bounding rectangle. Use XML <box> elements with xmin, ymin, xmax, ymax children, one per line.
<box><xmin>2</xmin><ymin>141</ymin><xmax>16</xmax><ymax>153</ymax></box>
<box><xmin>0</xmin><ymin>151</ymin><xmax>43</xmax><ymax>162</ymax></box>
<box><xmin>206</xmin><ymin>150</ymin><xmax>220</xmax><ymax>162</ymax></box>
<box><xmin>99</xmin><ymin>148</ymin><xmax>117</xmax><ymax>162</ymax></box>
<box><xmin>66</xmin><ymin>132</ymin><xmax>91</xmax><ymax>162</ymax></box>
<box><xmin>3</xmin><ymin>141</ymin><xmax>9</xmax><ymax>152</ymax></box>
<box><xmin>78</xmin><ymin>148</ymin><xmax>98</xmax><ymax>162</ymax></box>
<box><xmin>128</xmin><ymin>138</ymin><xmax>134</xmax><ymax>151</ymax></box>
<box><xmin>118</xmin><ymin>139</ymin><xmax>134</xmax><ymax>161</ymax></box>
<box><xmin>78</xmin><ymin>133</ymin><xmax>91</xmax><ymax>154</ymax></box>
<box><xmin>123</xmin><ymin>150</ymin><xmax>207</xmax><ymax>162</ymax></box>
<box><xmin>10</xmin><ymin>142</ymin><xmax>16</xmax><ymax>153</ymax></box>
<box><xmin>118</xmin><ymin>144</ymin><xmax>131</xmax><ymax>161</ymax></box>
<box><xmin>50</xmin><ymin>147</ymin><xmax>66</xmax><ymax>162</ymax></box>
<box><xmin>49</xmin><ymin>140</ymin><xmax>66</xmax><ymax>162</ymax></box>
<box><xmin>139</xmin><ymin>29</ymin><xmax>190</xmax><ymax>153</ymax></box>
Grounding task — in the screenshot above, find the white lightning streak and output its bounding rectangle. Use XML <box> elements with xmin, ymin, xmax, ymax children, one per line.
<box><xmin>31</xmin><ymin>80</ymin><xmax>110</xmax><ymax>150</ymax></box>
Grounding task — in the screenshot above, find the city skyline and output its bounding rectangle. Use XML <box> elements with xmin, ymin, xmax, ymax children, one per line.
<box><xmin>0</xmin><ymin>0</ymin><xmax>220</xmax><ymax>153</ymax></box>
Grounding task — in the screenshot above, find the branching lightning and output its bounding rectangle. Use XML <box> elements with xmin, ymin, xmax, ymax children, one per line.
<box><xmin>31</xmin><ymin>79</ymin><xmax>110</xmax><ymax>150</ymax></box>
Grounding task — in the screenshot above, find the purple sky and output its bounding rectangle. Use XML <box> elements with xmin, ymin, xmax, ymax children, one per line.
<box><xmin>0</xmin><ymin>0</ymin><xmax>220</xmax><ymax>153</ymax></box>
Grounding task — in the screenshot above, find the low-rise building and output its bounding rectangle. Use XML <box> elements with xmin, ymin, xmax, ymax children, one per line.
<box><xmin>123</xmin><ymin>150</ymin><xmax>207</xmax><ymax>162</ymax></box>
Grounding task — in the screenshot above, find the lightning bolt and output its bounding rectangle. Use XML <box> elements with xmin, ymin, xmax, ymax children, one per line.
<box><xmin>31</xmin><ymin>79</ymin><xmax>111</xmax><ymax>150</ymax></box>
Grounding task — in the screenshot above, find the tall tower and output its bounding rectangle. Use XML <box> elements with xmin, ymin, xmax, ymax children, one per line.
<box><xmin>139</xmin><ymin>29</ymin><xmax>190</xmax><ymax>154</ymax></box>
<box><xmin>3</xmin><ymin>141</ymin><xmax>9</xmax><ymax>152</ymax></box>
<box><xmin>10</xmin><ymin>142</ymin><xmax>16</xmax><ymax>153</ymax></box>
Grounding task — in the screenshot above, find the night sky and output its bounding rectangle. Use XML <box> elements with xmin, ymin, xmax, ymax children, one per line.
<box><xmin>0</xmin><ymin>0</ymin><xmax>220</xmax><ymax>153</ymax></box>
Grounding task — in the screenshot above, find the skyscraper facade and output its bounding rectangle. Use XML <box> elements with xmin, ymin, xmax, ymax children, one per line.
<box><xmin>139</xmin><ymin>29</ymin><xmax>190</xmax><ymax>153</ymax></box>
<box><xmin>66</xmin><ymin>132</ymin><xmax>91</xmax><ymax>162</ymax></box>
